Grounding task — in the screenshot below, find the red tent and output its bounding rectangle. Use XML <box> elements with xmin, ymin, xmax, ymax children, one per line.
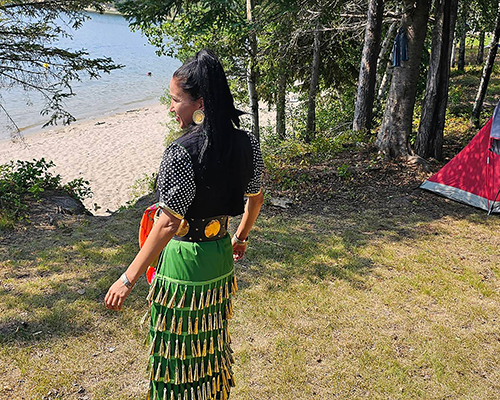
<box><xmin>421</xmin><ymin>102</ymin><xmax>500</xmax><ymax>214</ymax></box>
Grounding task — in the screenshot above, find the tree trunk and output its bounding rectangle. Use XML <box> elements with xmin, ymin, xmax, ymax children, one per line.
<box><xmin>458</xmin><ymin>28</ymin><xmax>466</xmax><ymax>72</ymax></box>
<box><xmin>305</xmin><ymin>23</ymin><xmax>321</xmax><ymax>143</ymax></box>
<box><xmin>276</xmin><ymin>71</ymin><xmax>287</xmax><ymax>139</ymax></box>
<box><xmin>375</xmin><ymin>58</ymin><xmax>394</xmax><ymax>116</ymax></box>
<box><xmin>415</xmin><ymin>0</ymin><xmax>459</xmax><ymax>160</ymax></box>
<box><xmin>377</xmin><ymin>60</ymin><xmax>393</xmax><ymax>98</ymax></box>
<box><xmin>451</xmin><ymin>36</ymin><xmax>457</xmax><ymax>67</ymax></box>
<box><xmin>374</xmin><ymin>23</ymin><xmax>397</xmax><ymax>118</ymax></box>
<box><xmin>246</xmin><ymin>0</ymin><xmax>259</xmax><ymax>140</ymax></box>
<box><xmin>456</xmin><ymin>6</ymin><xmax>467</xmax><ymax>72</ymax></box>
<box><xmin>376</xmin><ymin>0</ymin><xmax>431</xmax><ymax>159</ymax></box>
<box><xmin>376</xmin><ymin>21</ymin><xmax>397</xmax><ymax>87</ymax></box>
<box><xmin>477</xmin><ymin>30</ymin><xmax>485</xmax><ymax>65</ymax></box>
<box><xmin>471</xmin><ymin>0</ymin><xmax>500</xmax><ymax>128</ymax></box>
<box><xmin>353</xmin><ymin>0</ymin><xmax>384</xmax><ymax>132</ymax></box>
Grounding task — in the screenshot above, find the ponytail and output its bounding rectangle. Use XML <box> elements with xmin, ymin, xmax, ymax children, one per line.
<box><xmin>173</xmin><ymin>49</ymin><xmax>243</xmax><ymax>169</ymax></box>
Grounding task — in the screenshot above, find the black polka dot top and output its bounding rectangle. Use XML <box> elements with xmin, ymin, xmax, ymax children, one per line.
<box><xmin>157</xmin><ymin>131</ymin><xmax>263</xmax><ymax>219</ymax></box>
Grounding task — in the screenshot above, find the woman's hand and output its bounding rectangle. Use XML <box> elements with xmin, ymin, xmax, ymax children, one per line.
<box><xmin>103</xmin><ymin>210</ymin><xmax>180</xmax><ymax>312</ymax></box>
<box><xmin>104</xmin><ymin>279</ymin><xmax>132</xmax><ymax>311</ymax></box>
<box><xmin>232</xmin><ymin>192</ymin><xmax>263</xmax><ymax>262</ymax></box>
<box><xmin>232</xmin><ymin>240</ymin><xmax>247</xmax><ymax>261</ymax></box>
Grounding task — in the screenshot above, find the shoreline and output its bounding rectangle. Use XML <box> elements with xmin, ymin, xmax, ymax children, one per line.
<box><xmin>85</xmin><ymin>7</ymin><xmax>122</xmax><ymax>16</ymax></box>
<box><xmin>1</xmin><ymin>97</ymin><xmax>164</xmax><ymax>145</ymax></box>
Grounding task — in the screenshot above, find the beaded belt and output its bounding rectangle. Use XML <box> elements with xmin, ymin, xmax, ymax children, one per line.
<box><xmin>172</xmin><ymin>215</ymin><xmax>228</xmax><ymax>242</ymax></box>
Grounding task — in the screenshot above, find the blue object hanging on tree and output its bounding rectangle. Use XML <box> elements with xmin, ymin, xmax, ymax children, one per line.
<box><xmin>392</xmin><ymin>28</ymin><xmax>409</xmax><ymax>67</ymax></box>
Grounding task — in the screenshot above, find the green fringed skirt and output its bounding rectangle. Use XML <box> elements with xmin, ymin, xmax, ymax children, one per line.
<box><xmin>146</xmin><ymin>234</ymin><xmax>237</xmax><ymax>400</ymax></box>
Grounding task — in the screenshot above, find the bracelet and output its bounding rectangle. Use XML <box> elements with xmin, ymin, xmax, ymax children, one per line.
<box><xmin>233</xmin><ymin>233</ymin><xmax>248</xmax><ymax>245</ymax></box>
<box><xmin>120</xmin><ymin>272</ymin><xmax>134</xmax><ymax>289</ymax></box>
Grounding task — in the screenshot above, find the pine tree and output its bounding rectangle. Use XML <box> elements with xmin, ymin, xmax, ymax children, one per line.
<box><xmin>0</xmin><ymin>1</ymin><xmax>121</xmax><ymax>133</ymax></box>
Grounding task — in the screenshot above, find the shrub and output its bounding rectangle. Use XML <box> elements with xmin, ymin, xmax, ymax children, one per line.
<box><xmin>0</xmin><ymin>158</ymin><xmax>92</xmax><ymax>227</ymax></box>
<box><xmin>126</xmin><ymin>172</ymin><xmax>157</xmax><ymax>207</ymax></box>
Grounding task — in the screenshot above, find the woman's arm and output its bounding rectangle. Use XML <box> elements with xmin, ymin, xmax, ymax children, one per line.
<box><xmin>232</xmin><ymin>191</ymin><xmax>264</xmax><ymax>261</ymax></box>
<box><xmin>104</xmin><ymin>210</ymin><xmax>180</xmax><ymax>311</ymax></box>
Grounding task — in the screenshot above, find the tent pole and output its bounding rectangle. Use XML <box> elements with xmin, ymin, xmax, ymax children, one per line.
<box><xmin>488</xmin><ymin>187</ymin><xmax>500</xmax><ymax>215</ymax></box>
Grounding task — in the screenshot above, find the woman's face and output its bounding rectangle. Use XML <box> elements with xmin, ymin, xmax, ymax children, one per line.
<box><xmin>169</xmin><ymin>77</ymin><xmax>203</xmax><ymax>129</ymax></box>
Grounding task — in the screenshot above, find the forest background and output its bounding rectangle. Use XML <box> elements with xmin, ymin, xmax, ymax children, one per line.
<box><xmin>2</xmin><ymin>0</ymin><xmax>500</xmax><ymax>160</ymax></box>
<box><xmin>1</xmin><ymin>0</ymin><xmax>500</xmax><ymax>399</ymax></box>
<box><xmin>116</xmin><ymin>0</ymin><xmax>498</xmax><ymax>161</ymax></box>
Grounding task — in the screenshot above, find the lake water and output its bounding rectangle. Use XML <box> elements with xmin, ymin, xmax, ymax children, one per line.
<box><xmin>0</xmin><ymin>12</ymin><xmax>180</xmax><ymax>139</ymax></box>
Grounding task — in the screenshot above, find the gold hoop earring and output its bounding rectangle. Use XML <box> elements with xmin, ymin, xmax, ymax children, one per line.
<box><xmin>193</xmin><ymin>110</ymin><xmax>205</xmax><ymax>125</ymax></box>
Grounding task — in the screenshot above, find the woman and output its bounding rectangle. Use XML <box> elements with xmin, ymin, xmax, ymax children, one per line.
<box><xmin>104</xmin><ymin>49</ymin><xmax>264</xmax><ymax>400</ymax></box>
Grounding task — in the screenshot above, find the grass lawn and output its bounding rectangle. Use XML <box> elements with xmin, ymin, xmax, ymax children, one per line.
<box><xmin>1</xmin><ymin>170</ymin><xmax>499</xmax><ymax>399</ymax></box>
<box><xmin>1</xmin><ymin>55</ymin><xmax>500</xmax><ymax>400</ymax></box>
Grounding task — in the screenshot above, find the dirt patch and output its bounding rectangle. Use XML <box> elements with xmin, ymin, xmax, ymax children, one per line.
<box><xmin>0</xmin><ymin>190</ymin><xmax>92</xmax><ymax>246</ymax></box>
<box><xmin>263</xmin><ymin>141</ymin><xmax>475</xmax><ymax>223</ymax></box>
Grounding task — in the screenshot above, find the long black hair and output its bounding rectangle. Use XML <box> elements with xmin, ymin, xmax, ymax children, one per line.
<box><xmin>173</xmin><ymin>49</ymin><xmax>242</xmax><ymax>170</ymax></box>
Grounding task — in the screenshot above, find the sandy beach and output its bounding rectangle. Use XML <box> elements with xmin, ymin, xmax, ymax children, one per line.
<box><xmin>0</xmin><ymin>103</ymin><xmax>170</xmax><ymax>215</ymax></box>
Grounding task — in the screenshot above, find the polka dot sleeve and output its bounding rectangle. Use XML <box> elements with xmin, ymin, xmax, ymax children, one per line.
<box><xmin>156</xmin><ymin>143</ymin><xmax>195</xmax><ymax>219</ymax></box>
<box><xmin>245</xmin><ymin>132</ymin><xmax>264</xmax><ymax>196</ymax></box>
